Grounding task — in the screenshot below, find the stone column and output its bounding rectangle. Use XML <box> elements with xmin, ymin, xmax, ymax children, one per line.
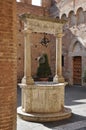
<box><xmin>53</xmin><ymin>33</ymin><xmax>64</xmax><ymax>83</ymax></box>
<box><xmin>22</xmin><ymin>29</ymin><xmax>34</xmax><ymax>85</ymax></box>
<box><xmin>53</xmin><ymin>36</ymin><xmax>59</xmax><ymax>83</ymax></box>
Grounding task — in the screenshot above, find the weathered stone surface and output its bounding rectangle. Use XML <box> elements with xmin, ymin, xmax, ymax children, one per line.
<box><xmin>18</xmin><ymin>82</ymin><xmax>71</xmax><ymax>122</ymax></box>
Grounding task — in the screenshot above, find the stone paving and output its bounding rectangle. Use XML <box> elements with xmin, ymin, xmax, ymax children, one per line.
<box><xmin>17</xmin><ymin>85</ymin><xmax>86</xmax><ymax>130</ymax></box>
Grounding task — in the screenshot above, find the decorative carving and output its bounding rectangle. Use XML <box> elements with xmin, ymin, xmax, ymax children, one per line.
<box><xmin>20</xmin><ymin>14</ymin><xmax>64</xmax><ymax>35</ymax></box>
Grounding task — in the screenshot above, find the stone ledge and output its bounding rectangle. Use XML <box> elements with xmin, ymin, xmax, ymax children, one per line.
<box><xmin>17</xmin><ymin>106</ymin><xmax>72</xmax><ymax>122</ymax></box>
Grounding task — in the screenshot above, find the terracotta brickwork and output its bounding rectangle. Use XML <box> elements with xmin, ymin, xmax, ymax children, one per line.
<box><xmin>16</xmin><ymin>2</ymin><xmax>51</xmax><ymax>82</ymax></box>
<box><xmin>0</xmin><ymin>1</ymin><xmax>17</xmax><ymax>130</ymax></box>
<box><xmin>42</xmin><ymin>0</ymin><xmax>52</xmax><ymax>8</ymax></box>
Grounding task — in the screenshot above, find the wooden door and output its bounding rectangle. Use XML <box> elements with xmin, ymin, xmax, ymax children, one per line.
<box><xmin>73</xmin><ymin>56</ymin><xmax>82</xmax><ymax>85</ymax></box>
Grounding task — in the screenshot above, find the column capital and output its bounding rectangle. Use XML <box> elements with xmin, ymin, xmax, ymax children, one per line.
<box><xmin>23</xmin><ymin>28</ymin><xmax>32</xmax><ymax>36</ymax></box>
<box><xmin>55</xmin><ymin>33</ymin><xmax>64</xmax><ymax>38</ymax></box>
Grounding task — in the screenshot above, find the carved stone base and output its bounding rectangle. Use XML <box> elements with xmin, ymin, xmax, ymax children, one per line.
<box><xmin>58</xmin><ymin>76</ymin><xmax>65</xmax><ymax>83</ymax></box>
<box><xmin>17</xmin><ymin>107</ymin><xmax>72</xmax><ymax>122</ymax></box>
<box><xmin>18</xmin><ymin>82</ymin><xmax>72</xmax><ymax>122</ymax></box>
<box><xmin>22</xmin><ymin>76</ymin><xmax>34</xmax><ymax>85</ymax></box>
<box><xmin>53</xmin><ymin>75</ymin><xmax>65</xmax><ymax>83</ymax></box>
<box><xmin>53</xmin><ymin>75</ymin><xmax>58</xmax><ymax>83</ymax></box>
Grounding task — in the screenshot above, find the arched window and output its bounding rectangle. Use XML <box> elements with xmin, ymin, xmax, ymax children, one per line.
<box><xmin>32</xmin><ymin>0</ymin><xmax>42</xmax><ymax>6</ymax></box>
<box><xmin>68</xmin><ymin>10</ymin><xmax>76</xmax><ymax>27</ymax></box>
<box><xmin>76</xmin><ymin>7</ymin><xmax>84</xmax><ymax>25</ymax></box>
<box><xmin>84</xmin><ymin>11</ymin><xmax>86</xmax><ymax>22</ymax></box>
<box><xmin>61</xmin><ymin>13</ymin><xmax>67</xmax><ymax>20</ymax></box>
<box><xmin>72</xmin><ymin>41</ymin><xmax>82</xmax><ymax>53</ymax></box>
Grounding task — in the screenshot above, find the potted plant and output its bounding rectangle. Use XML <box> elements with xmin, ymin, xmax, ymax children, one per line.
<box><xmin>36</xmin><ymin>53</ymin><xmax>52</xmax><ymax>81</ymax></box>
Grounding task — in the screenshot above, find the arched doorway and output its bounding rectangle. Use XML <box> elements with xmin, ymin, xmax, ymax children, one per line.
<box><xmin>73</xmin><ymin>56</ymin><xmax>82</xmax><ymax>85</ymax></box>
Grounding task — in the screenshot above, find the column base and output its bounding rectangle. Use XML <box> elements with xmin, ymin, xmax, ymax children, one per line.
<box><xmin>53</xmin><ymin>75</ymin><xmax>65</xmax><ymax>83</ymax></box>
<box><xmin>22</xmin><ymin>76</ymin><xmax>34</xmax><ymax>85</ymax></box>
<box><xmin>58</xmin><ymin>76</ymin><xmax>65</xmax><ymax>83</ymax></box>
<box><xmin>53</xmin><ymin>75</ymin><xmax>58</xmax><ymax>83</ymax></box>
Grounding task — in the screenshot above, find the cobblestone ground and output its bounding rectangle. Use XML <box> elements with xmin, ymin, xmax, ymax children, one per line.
<box><xmin>17</xmin><ymin>85</ymin><xmax>86</xmax><ymax>130</ymax></box>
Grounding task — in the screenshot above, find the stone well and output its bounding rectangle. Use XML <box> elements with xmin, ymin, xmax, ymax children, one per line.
<box><xmin>17</xmin><ymin>14</ymin><xmax>72</xmax><ymax>122</ymax></box>
<box><xmin>18</xmin><ymin>82</ymin><xmax>71</xmax><ymax>122</ymax></box>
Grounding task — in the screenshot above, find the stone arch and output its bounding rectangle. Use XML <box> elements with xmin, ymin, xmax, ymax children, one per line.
<box><xmin>84</xmin><ymin>11</ymin><xmax>86</xmax><ymax>22</ymax></box>
<box><xmin>68</xmin><ymin>10</ymin><xmax>76</xmax><ymax>27</ymax></box>
<box><xmin>72</xmin><ymin>41</ymin><xmax>82</xmax><ymax>54</ymax></box>
<box><xmin>76</xmin><ymin>7</ymin><xmax>84</xmax><ymax>25</ymax></box>
<box><xmin>68</xmin><ymin>37</ymin><xmax>84</xmax><ymax>85</ymax></box>
<box><xmin>69</xmin><ymin>37</ymin><xmax>84</xmax><ymax>57</ymax></box>
<box><xmin>61</xmin><ymin>13</ymin><xmax>68</xmax><ymax>31</ymax></box>
<box><xmin>61</xmin><ymin>13</ymin><xmax>67</xmax><ymax>20</ymax></box>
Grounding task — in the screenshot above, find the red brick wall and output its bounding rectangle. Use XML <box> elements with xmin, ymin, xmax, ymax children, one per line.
<box><xmin>24</xmin><ymin>0</ymin><xmax>31</xmax><ymax>4</ymax></box>
<box><xmin>16</xmin><ymin>2</ymin><xmax>50</xmax><ymax>82</ymax></box>
<box><xmin>21</xmin><ymin>0</ymin><xmax>52</xmax><ymax>7</ymax></box>
<box><xmin>0</xmin><ymin>1</ymin><xmax>17</xmax><ymax>130</ymax></box>
<box><xmin>42</xmin><ymin>0</ymin><xmax>51</xmax><ymax>8</ymax></box>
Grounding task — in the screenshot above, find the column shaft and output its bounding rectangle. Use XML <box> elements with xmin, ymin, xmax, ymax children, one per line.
<box><xmin>53</xmin><ymin>37</ymin><xmax>58</xmax><ymax>82</ymax></box>
<box><xmin>22</xmin><ymin>29</ymin><xmax>34</xmax><ymax>85</ymax></box>
<box><xmin>53</xmin><ymin>33</ymin><xmax>64</xmax><ymax>83</ymax></box>
<box><xmin>57</xmin><ymin>33</ymin><xmax>64</xmax><ymax>82</ymax></box>
<box><xmin>58</xmin><ymin>35</ymin><xmax>62</xmax><ymax>76</ymax></box>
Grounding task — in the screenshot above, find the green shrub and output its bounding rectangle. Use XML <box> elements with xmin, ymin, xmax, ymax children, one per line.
<box><xmin>37</xmin><ymin>53</ymin><xmax>52</xmax><ymax>78</ymax></box>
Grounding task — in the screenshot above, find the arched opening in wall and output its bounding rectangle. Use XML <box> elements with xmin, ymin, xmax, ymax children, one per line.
<box><xmin>61</xmin><ymin>13</ymin><xmax>68</xmax><ymax>31</ymax></box>
<box><xmin>84</xmin><ymin>11</ymin><xmax>86</xmax><ymax>22</ymax></box>
<box><xmin>72</xmin><ymin>41</ymin><xmax>82</xmax><ymax>52</ymax></box>
<box><xmin>61</xmin><ymin>13</ymin><xmax>67</xmax><ymax>20</ymax></box>
<box><xmin>68</xmin><ymin>10</ymin><xmax>76</xmax><ymax>27</ymax></box>
<box><xmin>32</xmin><ymin>0</ymin><xmax>42</xmax><ymax>6</ymax></box>
<box><xmin>73</xmin><ymin>56</ymin><xmax>82</xmax><ymax>85</ymax></box>
<box><xmin>56</xmin><ymin>16</ymin><xmax>60</xmax><ymax>19</ymax></box>
<box><xmin>76</xmin><ymin>7</ymin><xmax>84</xmax><ymax>25</ymax></box>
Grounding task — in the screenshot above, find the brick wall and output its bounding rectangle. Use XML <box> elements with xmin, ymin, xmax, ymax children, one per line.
<box><xmin>42</xmin><ymin>0</ymin><xmax>52</xmax><ymax>8</ymax></box>
<box><xmin>16</xmin><ymin>2</ymin><xmax>50</xmax><ymax>82</ymax></box>
<box><xmin>0</xmin><ymin>1</ymin><xmax>17</xmax><ymax>130</ymax></box>
<box><xmin>21</xmin><ymin>0</ymin><xmax>52</xmax><ymax>7</ymax></box>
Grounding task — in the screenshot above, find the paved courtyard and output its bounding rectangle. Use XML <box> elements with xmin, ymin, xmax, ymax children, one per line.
<box><xmin>17</xmin><ymin>85</ymin><xmax>86</xmax><ymax>130</ymax></box>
